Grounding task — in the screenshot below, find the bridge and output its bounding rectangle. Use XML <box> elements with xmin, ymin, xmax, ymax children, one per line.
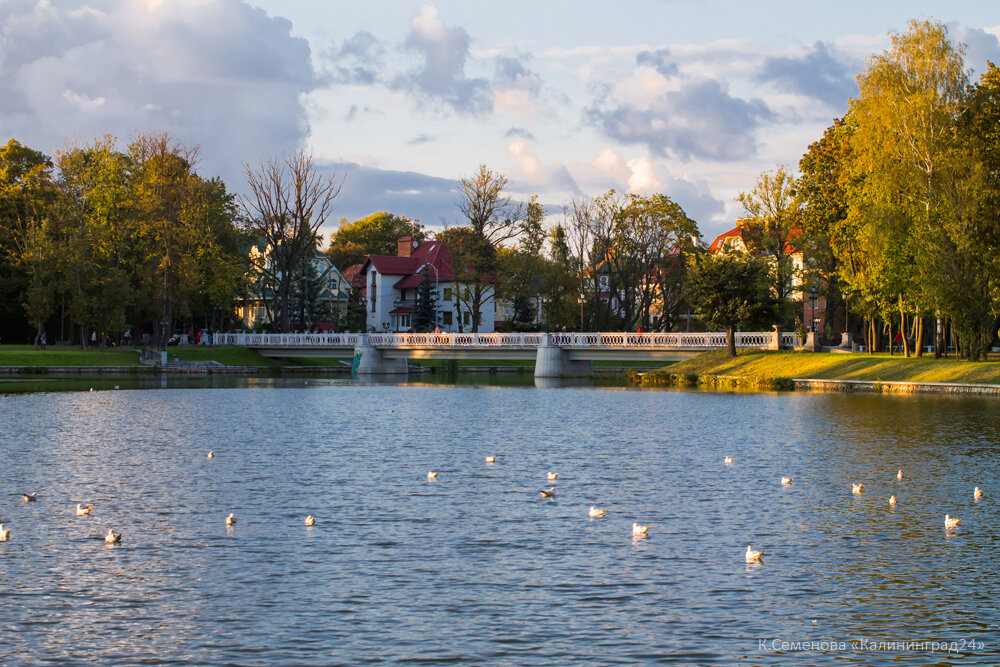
<box><xmin>214</xmin><ymin>330</ymin><xmax>797</xmax><ymax>378</ymax></box>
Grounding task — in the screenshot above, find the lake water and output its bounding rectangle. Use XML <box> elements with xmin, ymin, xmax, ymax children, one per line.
<box><xmin>1</xmin><ymin>377</ymin><xmax>997</xmax><ymax>665</ymax></box>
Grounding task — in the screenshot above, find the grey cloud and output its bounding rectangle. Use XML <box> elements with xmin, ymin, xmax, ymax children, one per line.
<box><xmin>505</xmin><ymin>127</ymin><xmax>536</xmax><ymax>141</ymax></box>
<box><xmin>586</xmin><ymin>80</ymin><xmax>772</xmax><ymax>161</ymax></box>
<box><xmin>756</xmin><ymin>41</ymin><xmax>857</xmax><ymax>109</ymax></box>
<box><xmin>0</xmin><ymin>0</ymin><xmax>318</xmax><ymax>188</ymax></box>
<box><xmin>494</xmin><ymin>53</ymin><xmax>540</xmax><ymax>92</ymax></box>
<box><xmin>318</xmin><ymin>162</ymin><xmax>463</xmax><ymax>230</ymax></box>
<box><xmin>636</xmin><ymin>48</ymin><xmax>678</xmax><ymax>77</ymax></box>
<box><xmin>406</xmin><ymin>133</ymin><xmax>436</xmax><ymax>145</ymax></box>
<box><xmin>953</xmin><ymin>25</ymin><xmax>1000</xmax><ymax>75</ymax></box>
<box><xmin>323</xmin><ymin>30</ymin><xmax>384</xmax><ymax>85</ymax></box>
<box><xmin>393</xmin><ymin>8</ymin><xmax>491</xmax><ymax>115</ymax></box>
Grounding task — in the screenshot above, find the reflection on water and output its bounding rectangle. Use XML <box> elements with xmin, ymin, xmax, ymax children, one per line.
<box><xmin>0</xmin><ymin>379</ymin><xmax>997</xmax><ymax>664</ymax></box>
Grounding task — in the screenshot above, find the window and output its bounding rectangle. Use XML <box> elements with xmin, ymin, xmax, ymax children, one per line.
<box><xmin>443</xmin><ymin>287</ymin><xmax>452</xmax><ymax>301</ymax></box>
<box><xmin>463</xmin><ymin>312</ymin><xmax>472</xmax><ymax>326</ymax></box>
<box><xmin>370</xmin><ymin>272</ymin><xmax>377</xmax><ymax>312</ymax></box>
<box><xmin>442</xmin><ymin>311</ymin><xmax>452</xmax><ymax>325</ymax></box>
<box><xmin>401</xmin><ymin>289</ymin><xmax>406</xmax><ymax>300</ymax></box>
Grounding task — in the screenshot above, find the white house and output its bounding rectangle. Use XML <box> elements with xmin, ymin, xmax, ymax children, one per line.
<box><xmin>362</xmin><ymin>237</ymin><xmax>496</xmax><ymax>333</ymax></box>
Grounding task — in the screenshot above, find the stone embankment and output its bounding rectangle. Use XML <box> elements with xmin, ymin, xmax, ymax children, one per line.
<box><xmin>630</xmin><ymin>370</ymin><xmax>1000</xmax><ymax>396</ymax></box>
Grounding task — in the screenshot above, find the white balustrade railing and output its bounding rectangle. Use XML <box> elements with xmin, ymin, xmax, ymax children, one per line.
<box><xmin>213</xmin><ymin>331</ymin><xmax>785</xmax><ymax>350</ymax></box>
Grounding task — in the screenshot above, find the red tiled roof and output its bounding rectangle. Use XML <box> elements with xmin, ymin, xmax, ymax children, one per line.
<box><xmin>362</xmin><ymin>240</ymin><xmax>459</xmax><ymax>288</ymax></box>
<box><xmin>708</xmin><ymin>223</ymin><xmax>802</xmax><ymax>255</ymax></box>
<box><xmin>341</xmin><ymin>263</ymin><xmax>366</xmax><ymax>290</ymax></box>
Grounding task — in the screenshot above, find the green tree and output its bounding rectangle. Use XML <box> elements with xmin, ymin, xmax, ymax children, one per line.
<box><xmin>412</xmin><ymin>271</ymin><xmax>439</xmax><ymax>331</ymax></box>
<box><xmin>847</xmin><ymin>18</ymin><xmax>970</xmax><ymax>357</ymax></box>
<box><xmin>685</xmin><ymin>252</ymin><xmax>773</xmax><ymax>357</ymax></box>
<box><xmin>325</xmin><ymin>212</ymin><xmax>425</xmax><ymax>269</ymax></box>
<box><xmin>738</xmin><ymin>166</ymin><xmax>800</xmax><ymax>326</ymax></box>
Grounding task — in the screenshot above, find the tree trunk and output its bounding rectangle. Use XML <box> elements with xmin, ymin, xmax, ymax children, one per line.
<box><xmin>899</xmin><ymin>297</ymin><xmax>910</xmax><ymax>358</ymax></box>
<box><xmin>914</xmin><ymin>316</ymin><xmax>924</xmax><ymax>357</ymax></box>
<box><xmin>727</xmin><ymin>325</ymin><xmax>736</xmax><ymax>357</ymax></box>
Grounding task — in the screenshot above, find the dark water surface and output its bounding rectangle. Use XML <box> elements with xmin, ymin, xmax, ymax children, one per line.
<box><xmin>0</xmin><ymin>378</ymin><xmax>997</xmax><ymax>665</ymax></box>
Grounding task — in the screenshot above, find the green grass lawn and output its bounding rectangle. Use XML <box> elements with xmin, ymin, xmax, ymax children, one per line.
<box><xmin>0</xmin><ymin>344</ymin><xmax>278</xmax><ymax>368</ymax></box>
<box><xmin>0</xmin><ymin>345</ymin><xmax>142</xmax><ymax>366</ymax></box>
<box><xmin>650</xmin><ymin>350</ymin><xmax>1000</xmax><ymax>384</ymax></box>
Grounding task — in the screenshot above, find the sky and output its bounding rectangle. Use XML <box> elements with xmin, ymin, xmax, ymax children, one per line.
<box><xmin>2</xmin><ymin>0</ymin><xmax>999</xmax><ymax>245</ymax></box>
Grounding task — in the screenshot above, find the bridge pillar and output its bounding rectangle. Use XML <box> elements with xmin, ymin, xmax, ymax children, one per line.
<box><xmin>353</xmin><ymin>335</ymin><xmax>409</xmax><ymax>376</ymax></box>
<box><xmin>534</xmin><ymin>333</ymin><xmax>591</xmax><ymax>378</ymax></box>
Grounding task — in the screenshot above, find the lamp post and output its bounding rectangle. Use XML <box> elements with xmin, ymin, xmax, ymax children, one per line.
<box><xmin>809</xmin><ymin>285</ymin><xmax>818</xmax><ymax>333</ymax></box>
<box><xmin>578</xmin><ymin>293</ymin><xmax>585</xmax><ymax>332</ymax></box>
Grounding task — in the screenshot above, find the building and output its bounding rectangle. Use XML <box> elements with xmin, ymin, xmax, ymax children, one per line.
<box><xmin>237</xmin><ymin>244</ymin><xmax>351</xmax><ymax>331</ymax></box>
<box><xmin>362</xmin><ymin>237</ymin><xmax>496</xmax><ymax>333</ymax></box>
<box><xmin>707</xmin><ymin>221</ymin><xmax>829</xmax><ymax>335</ymax></box>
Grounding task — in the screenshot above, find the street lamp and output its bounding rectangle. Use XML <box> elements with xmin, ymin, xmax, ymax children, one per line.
<box><xmin>578</xmin><ymin>293</ymin><xmax>585</xmax><ymax>332</ymax></box>
<box><xmin>809</xmin><ymin>285</ymin><xmax>818</xmax><ymax>333</ymax></box>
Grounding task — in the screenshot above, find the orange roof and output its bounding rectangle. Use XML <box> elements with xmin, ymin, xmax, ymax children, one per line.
<box><xmin>708</xmin><ymin>223</ymin><xmax>802</xmax><ymax>255</ymax></box>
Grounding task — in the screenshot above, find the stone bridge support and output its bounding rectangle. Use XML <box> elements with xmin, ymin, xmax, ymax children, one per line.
<box><xmin>353</xmin><ymin>335</ymin><xmax>408</xmax><ymax>375</ymax></box>
<box><xmin>533</xmin><ymin>334</ymin><xmax>591</xmax><ymax>378</ymax></box>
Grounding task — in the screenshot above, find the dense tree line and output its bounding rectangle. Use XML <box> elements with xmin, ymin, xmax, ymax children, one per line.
<box><xmin>0</xmin><ymin>133</ymin><xmax>248</xmax><ymax>347</ymax></box>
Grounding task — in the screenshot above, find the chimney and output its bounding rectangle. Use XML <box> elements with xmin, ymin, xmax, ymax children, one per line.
<box><xmin>397</xmin><ymin>236</ymin><xmax>413</xmax><ymax>257</ymax></box>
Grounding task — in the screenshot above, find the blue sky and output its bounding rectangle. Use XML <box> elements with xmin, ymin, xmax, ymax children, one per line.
<box><xmin>3</xmin><ymin>1</ymin><xmax>999</xmax><ymax>243</ymax></box>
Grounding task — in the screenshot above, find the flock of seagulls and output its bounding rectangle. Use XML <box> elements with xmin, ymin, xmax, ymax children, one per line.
<box><xmin>735</xmin><ymin>462</ymin><xmax>986</xmax><ymax>560</ymax></box>
<box><xmin>6</xmin><ymin>450</ymin><xmax>985</xmax><ymax>558</ymax></box>
<box><xmin>4</xmin><ymin>451</ymin><xmax>322</xmax><ymax>546</ymax></box>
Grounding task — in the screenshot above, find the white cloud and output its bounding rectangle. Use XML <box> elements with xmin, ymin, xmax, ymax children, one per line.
<box><xmin>0</xmin><ymin>0</ymin><xmax>319</xmax><ymax>186</ymax></box>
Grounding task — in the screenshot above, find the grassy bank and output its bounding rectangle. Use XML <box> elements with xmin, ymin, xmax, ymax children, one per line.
<box><xmin>0</xmin><ymin>345</ymin><xmax>277</xmax><ymax>368</ymax></box>
<box><xmin>635</xmin><ymin>350</ymin><xmax>1000</xmax><ymax>388</ymax></box>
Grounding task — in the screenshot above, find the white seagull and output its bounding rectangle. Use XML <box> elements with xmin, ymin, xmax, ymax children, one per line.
<box><xmin>76</xmin><ymin>504</ymin><xmax>94</xmax><ymax>516</ymax></box>
<box><xmin>888</xmin><ymin>495</ymin><xmax>897</xmax><ymax>506</ymax></box>
<box><xmin>724</xmin><ymin>456</ymin><xmax>734</xmax><ymax>465</ymax></box>
<box><xmin>207</xmin><ymin>451</ymin><xmax>215</xmax><ymax>459</ymax></box>
<box><xmin>745</xmin><ymin>545</ymin><xmax>764</xmax><ymax>562</ymax></box>
<box><xmin>0</xmin><ymin>524</ymin><xmax>9</xmax><ymax>541</ymax></box>
<box><xmin>632</xmin><ymin>522</ymin><xmax>649</xmax><ymax>536</ymax></box>
<box><xmin>547</xmin><ymin>472</ymin><xmax>558</xmax><ymax>480</ymax></box>
<box><xmin>305</xmin><ymin>515</ymin><xmax>315</xmax><ymax>526</ymax></box>
<box><xmin>226</xmin><ymin>513</ymin><xmax>236</xmax><ymax>526</ymax></box>
<box><xmin>852</xmin><ymin>483</ymin><xmax>864</xmax><ymax>494</ymax></box>
<box><xmin>781</xmin><ymin>477</ymin><xmax>792</xmax><ymax>486</ymax></box>
<box><xmin>974</xmin><ymin>486</ymin><xmax>983</xmax><ymax>500</ymax></box>
<box><xmin>897</xmin><ymin>469</ymin><xmax>903</xmax><ymax>480</ymax></box>
<box><xmin>22</xmin><ymin>492</ymin><xmax>37</xmax><ymax>502</ymax></box>
<box><xmin>540</xmin><ymin>488</ymin><xmax>556</xmax><ymax>498</ymax></box>
<box><xmin>427</xmin><ymin>471</ymin><xmax>438</xmax><ymax>479</ymax></box>
<box><xmin>588</xmin><ymin>507</ymin><xmax>606</xmax><ymax>517</ymax></box>
<box><xmin>486</xmin><ymin>456</ymin><xmax>496</xmax><ymax>464</ymax></box>
<box><xmin>945</xmin><ymin>514</ymin><xmax>961</xmax><ymax>529</ymax></box>
<box><xmin>104</xmin><ymin>529</ymin><xmax>122</xmax><ymax>544</ymax></box>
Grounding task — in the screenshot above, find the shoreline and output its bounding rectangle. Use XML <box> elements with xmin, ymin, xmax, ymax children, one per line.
<box><xmin>630</xmin><ymin>371</ymin><xmax>1000</xmax><ymax>396</ymax></box>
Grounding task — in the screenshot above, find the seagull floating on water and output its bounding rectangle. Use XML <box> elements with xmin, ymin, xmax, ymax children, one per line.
<box><xmin>974</xmin><ymin>486</ymin><xmax>983</xmax><ymax>500</ymax></box>
<box><xmin>22</xmin><ymin>492</ymin><xmax>37</xmax><ymax>502</ymax></box>
<box><xmin>104</xmin><ymin>529</ymin><xmax>122</xmax><ymax>544</ymax></box>
<box><xmin>207</xmin><ymin>451</ymin><xmax>214</xmax><ymax>459</ymax></box>
<box><xmin>226</xmin><ymin>513</ymin><xmax>236</xmax><ymax>526</ymax></box>
<box><xmin>540</xmin><ymin>487</ymin><xmax>556</xmax><ymax>498</ymax></box>
<box><xmin>632</xmin><ymin>522</ymin><xmax>649</xmax><ymax>536</ymax></box>
<box><xmin>547</xmin><ymin>472</ymin><xmax>558</xmax><ymax>480</ymax></box>
<box><xmin>781</xmin><ymin>477</ymin><xmax>792</xmax><ymax>486</ymax></box>
<box><xmin>745</xmin><ymin>545</ymin><xmax>763</xmax><ymax>562</ymax></box>
<box><xmin>486</xmin><ymin>456</ymin><xmax>496</xmax><ymax>464</ymax></box>
<box><xmin>305</xmin><ymin>515</ymin><xmax>315</xmax><ymax>526</ymax></box>
<box><xmin>0</xmin><ymin>524</ymin><xmax>9</xmax><ymax>541</ymax></box>
<box><xmin>888</xmin><ymin>495</ymin><xmax>897</xmax><ymax>506</ymax></box>
<box><xmin>588</xmin><ymin>507</ymin><xmax>606</xmax><ymax>517</ymax></box>
<box><xmin>724</xmin><ymin>456</ymin><xmax>734</xmax><ymax>465</ymax></box>
<box><xmin>945</xmin><ymin>514</ymin><xmax>961</xmax><ymax>529</ymax></box>
<box><xmin>76</xmin><ymin>504</ymin><xmax>94</xmax><ymax>516</ymax></box>
<box><xmin>427</xmin><ymin>471</ymin><xmax>438</xmax><ymax>479</ymax></box>
<box><xmin>897</xmin><ymin>469</ymin><xmax>903</xmax><ymax>480</ymax></box>
<box><xmin>852</xmin><ymin>483</ymin><xmax>864</xmax><ymax>494</ymax></box>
